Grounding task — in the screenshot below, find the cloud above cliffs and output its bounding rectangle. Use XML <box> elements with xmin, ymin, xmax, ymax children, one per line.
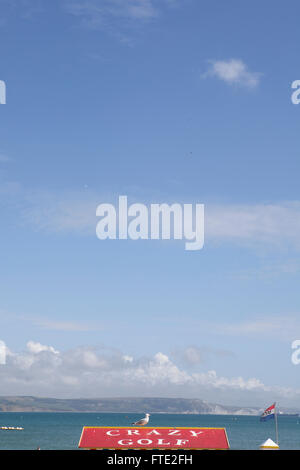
<box><xmin>0</xmin><ymin>340</ymin><xmax>298</xmax><ymax>405</ymax></box>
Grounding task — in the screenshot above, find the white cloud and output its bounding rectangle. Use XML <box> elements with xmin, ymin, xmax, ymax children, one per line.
<box><xmin>191</xmin><ymin>369</ymin><xmax>266</xmax><ymax>392</ymax></box>
<box><xmin>182</xmin><ymin>347</ymin><xmax>204</xmax><ymax>365</ymax></box>
<box><xmin>172</xmin><ymin>346</ymin><xmax>235</xmax><ymax>366</ymax></box>
<box><xmin>123</xmin><ymin>355</ymin><xmax>134</xmax><ymax>362</ymax></box>
<box><xmin>126</xmin><ymin>352</ymin><xmax>192</xmax><ymax>386</ymax></box>
<box><xmin>0</xmin><ymin>340</ymin><xmax>299</xmax><ymax>404</ymax></box>
<box><xmin>26</xmin><ymin>341</ymin><xmax>59</xmax><ymax>355</ymax></box>
<box><xmin>203</xmin><ymin>59</ymin><xmax>262</xmax><ymax>88</ymax></box>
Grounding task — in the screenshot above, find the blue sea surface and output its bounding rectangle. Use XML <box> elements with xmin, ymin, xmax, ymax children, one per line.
<box><xmin>0</xmin><ymin>412</ymin><xmax>299</xmax><ymax>450</ymax></box>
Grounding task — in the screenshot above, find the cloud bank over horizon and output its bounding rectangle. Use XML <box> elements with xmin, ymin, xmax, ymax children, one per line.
<box><xmin>0</xmin><ymin>340</ymin><xmax>298</xmax><ymax>407</ymax></box>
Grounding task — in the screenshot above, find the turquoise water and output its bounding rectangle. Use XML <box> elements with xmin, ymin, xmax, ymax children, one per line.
<box><xmin>0</xmin><ymin>412</ymin><xmax>299</xmax><ymax>450</ymax></box>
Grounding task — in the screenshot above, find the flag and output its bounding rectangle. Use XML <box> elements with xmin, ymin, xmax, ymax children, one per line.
<box><xmin>260</xmin><ymin>403</ymin><xmax>276</xmax><ymax>421</ymax></box>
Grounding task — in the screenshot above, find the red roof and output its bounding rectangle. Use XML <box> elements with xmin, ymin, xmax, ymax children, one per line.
<box><xmin>78</xmin><ymin>426</ymin><xmax>230</xmax><ymax>450</ymax></box>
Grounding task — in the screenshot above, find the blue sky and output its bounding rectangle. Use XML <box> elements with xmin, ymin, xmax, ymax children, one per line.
<box><xmin>0</xmin><ymin>0</ymin><xmax>300</xmax><ymax>407</ymax></box>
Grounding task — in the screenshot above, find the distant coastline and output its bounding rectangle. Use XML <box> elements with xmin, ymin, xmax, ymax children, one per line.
<box><xmin>0</xmin><ymin>396</ymin><xmax>298</xmax><ymax>416</ymax></box>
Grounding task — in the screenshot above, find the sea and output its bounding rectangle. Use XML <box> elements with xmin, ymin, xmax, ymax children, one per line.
<box><xmin>0</xmin><ymin>412</ymin><xmax>299</xmax><ymax>450</ymax></box>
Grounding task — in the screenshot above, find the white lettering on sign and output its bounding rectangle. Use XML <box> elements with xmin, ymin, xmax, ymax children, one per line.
<box><xmin>176</xmin><ymin>439</ymin><xmax>189</xmax><ymax>446</ymax></box>
<box><xmin>106</xmin><ymin>428</ymin><xmax>204</xmax><ymax>438</ymax></box>
<box><xmin>157</xmin><ymin>439</ymin><xmax>171</xmax><ymax>446</ymax></box>
<box><xmin>190</xmin><ymin>430</ymin><xmax>203</xmax><ymax>437</ymax></box>
<box><xmin>127</xmin><ymin>430</ymin><xmax>140</xmax><ymax>435</ymax></box>
<box><xmin>118</xmin><ymin>439</ymin><xmax>133</xmax><ymax>446</ymax></box>
<box><xmin>137</xmin><ymin>439</ymin><xmax>152</xmax><ymax>445</ymax></box>
<box><xmin>107</xmin><ymin>430</ymin><xmax>120</xmax><ymax>436</ymax></box>
<box><xmin>147</xmin><ymin>429</ymin><xmax>161</xmax><ymax>435</ymax></box>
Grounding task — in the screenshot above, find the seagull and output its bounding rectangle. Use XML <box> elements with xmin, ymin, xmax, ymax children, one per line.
<box><xmin>131</xmin><ymin>413</ymin><xmax>150</xmax><ymax>426</ymax></box>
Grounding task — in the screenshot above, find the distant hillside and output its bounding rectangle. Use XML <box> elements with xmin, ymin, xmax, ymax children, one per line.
<box><xmin>0</xmin><ymin>396</ymin><xmax>298</xmax><ymax>415</ymax></box>
<box><xmin>0</xmin><ymin>396</ymin><xmax>259</xmax><ymax>414</ymax></box>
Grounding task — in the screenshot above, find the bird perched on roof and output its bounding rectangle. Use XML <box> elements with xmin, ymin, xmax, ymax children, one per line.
<box><xmin>131</xmin><ymin>413</ymin><xmax>150</xmax><ymax>426</ymax></box>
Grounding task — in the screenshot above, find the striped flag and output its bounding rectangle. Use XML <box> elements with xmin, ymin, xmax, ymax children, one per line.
<box><xmin>260</xmin><ymin>403</ymin><xmax>276</xmax><ymax>421</ymax></box>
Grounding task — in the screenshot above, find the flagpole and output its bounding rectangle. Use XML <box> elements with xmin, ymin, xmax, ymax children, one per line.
<box><xmin>274</xmin><ymin>403</ymin><xmax>279</xmax><ymax>445</ymax></box>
